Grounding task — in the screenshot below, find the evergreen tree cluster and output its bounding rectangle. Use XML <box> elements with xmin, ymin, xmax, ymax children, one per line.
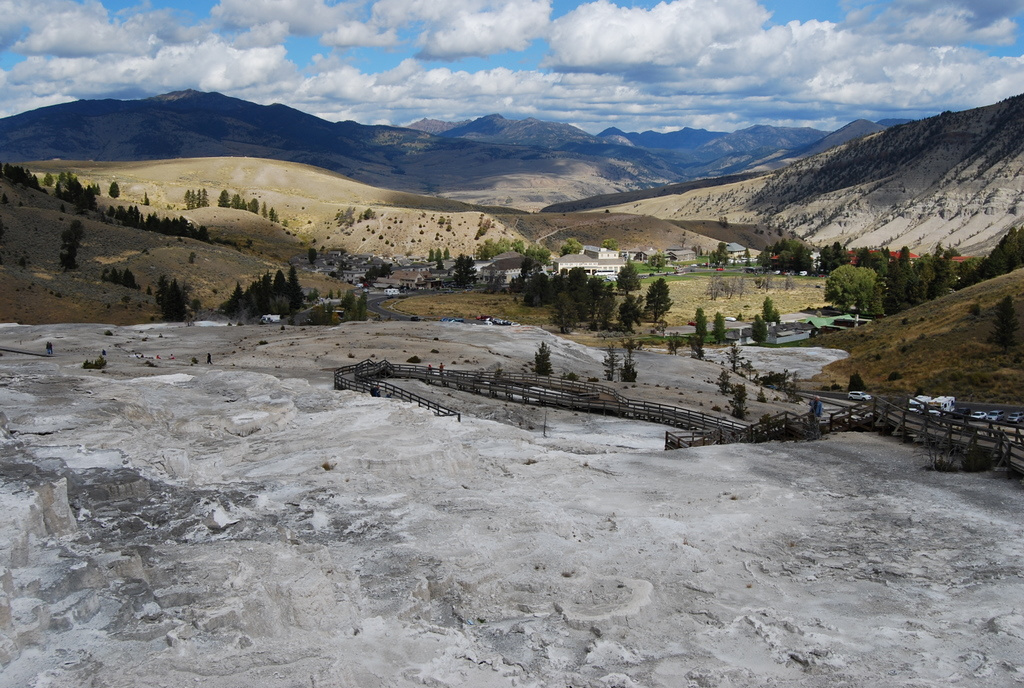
<box><xmin>183</xmin><ymin>189</ymin><xmax>210</xmax><ymax>209</ymax></box>
<box><xmin>963</xmin><ymin>226</ymin><xmax>1024</xmax><ymax>286</ymax></box>
<box><xmin>154</xmin><ymin>275</ymin><xmax>190</xmax><ymax>321</ymax></box>
<box><xmin>216</xmin><ymin>189</ymin><xmax>279</xmax><ymax>221</ymax></box>
<box><xmin>54</xmin><ymin>172</ymin><xmax>99</xmax><ymax>212</ymax></box>
<box><xmin>220</xmin><ymin>267</ymin><xmax>305</xmax><ymax>318</ymax></box>
<box><xmin>427</xmin><ymin>247</ymin><xmax>451</xmax><ymax>263</ymax></box>
<box><xmin>757</xmin><ymin>239</ymin><xmax>816</xmax><ymax>273</ymax></box>
<box><xmin>100</xmin><ymin>266</ymin><xmax>140</xmax><ymax>290</ymax></box>
<box><xmin>522</xmin><ymin>267</ymin><xmax>619</xmax><ymax>332</ymax></box>
<box><xmin>106</xmin><ymin>205</ymin><xmax>211</xmax><ymax>243</ymax></box>
<box><xmin>1</xmin><ymin>163</ymin><xmax>42</xmax><ymax>190</ymax></box>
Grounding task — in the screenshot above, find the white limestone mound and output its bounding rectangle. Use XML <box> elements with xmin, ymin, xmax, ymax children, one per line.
<box><xmin>1</xmin><ymin>323</ymin><xmax>1023</xmax><ymax>687</ymax></box>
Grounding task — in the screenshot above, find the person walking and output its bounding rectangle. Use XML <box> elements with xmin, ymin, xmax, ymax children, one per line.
<box><xmin>45</xmin><ymin>341</ymin><xmax>53</xmax><ymax>356</ymax></box>
<box><xmin>207</xmin><ymin>353</ymin><xmax>212</xmax><ymax>364</ymax></box>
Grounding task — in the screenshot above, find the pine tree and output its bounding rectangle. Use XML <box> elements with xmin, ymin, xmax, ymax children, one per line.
<box><xmin>616</xmin><ymin>261</ymin><xmax>641</xmax><ymax>294</ymax></box>
<box><xmin>534</xmin><ymin>342</ymin><xmax>553</xmax><ymax>376</ymax></box>
<box><xmin>712</xmin><ymin>312</ymin><xmax>727</xmax><ymax>344</ymax></box>
<box><xmin>645</xmin><ymin>278</ymin><xmax>673</xmax><ymax>322</ymax></box>
<box><xmin>762</xmin><ymin>297</ymin><xmax>780</xmax><ymax>325</ymax></box>
<box><xmin>287</xmin><ymin>265</ymin><xmax>304</xmax><ymax>311</ymax></box>
<box><xmin>58</xmin><ymin>220</ymin><xmax>84</xmax><ymax>271</ymax></box>
<box><xmin>602</xmin><ymin>345</ymin><xmax>619</xmax><ymax>381</ymax></box>
<box><xmin>990</xmin><ymin>295</ymin><xmax>1020</xmax><ymax>353</ymax></box>
<box><xmin>751</xmin><ymin>315</ymin><xmax>768</xmax><ymax>344</ymax></box>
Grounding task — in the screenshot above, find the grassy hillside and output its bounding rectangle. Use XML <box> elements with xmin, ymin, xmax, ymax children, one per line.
<box><xmin>0</xmin><ymin>174</ymin><xmax>340</xmax><ymax>324</ymax></box>
<box><xmin>24</xmin><ymin>158</ymin><xmax>534</xmax><ymax>260</ymax></box>
<box><xmin>813</xmin><ymin>268</ymin><xmax>1024</xmax><ymax>403</ymax></box>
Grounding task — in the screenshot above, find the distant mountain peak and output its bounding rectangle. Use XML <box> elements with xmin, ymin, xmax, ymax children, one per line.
<box><xmin>148</xmin><ymin>89</ymin><xmax>208</xmax><ymax>102</ymax></box>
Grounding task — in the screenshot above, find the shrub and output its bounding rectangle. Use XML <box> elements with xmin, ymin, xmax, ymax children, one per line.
<box><xmin>407</xmin><ymin>355</ymin><xmax>422</xmax><ymax>363</ymax></box>
<box><xmin>82</xmin><ymin>356</ymin><xmax>106</xmax><ymax>370</ymax></box>
<box><xmin>961</xmin><ymin>444</ymin><xmax>993</xmax><ymax>472</ymax></box>
<box><xmin>104</xmin><ymin>330</ymin><xmax>113</xmax><ymax>336</ymax></box>
<box><xmin>887</xmin><ymin>371</ymin><xmax>903</xmax><ymax>381</ymax></box>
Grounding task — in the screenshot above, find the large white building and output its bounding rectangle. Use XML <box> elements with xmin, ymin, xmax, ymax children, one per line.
<box><xmin>552</xmin><ymin>245</ymin><xmax>626</xmax><ymax>276</ymax></box>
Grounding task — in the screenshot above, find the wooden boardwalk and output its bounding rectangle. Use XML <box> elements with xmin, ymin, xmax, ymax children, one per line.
<box><xmin>871</xmin><ymin>398</ymin><xmax>1024</xmax><ymax>474</ymax></box>
<box><xmin>335</xmin><ymin>359</ymin><xmax>748</xmax><ymax>439</ymax></box>
<box><xmin>335</xmin><ymin>360</ymin><xmax>1024</xmax><ymax>476</ymax></box>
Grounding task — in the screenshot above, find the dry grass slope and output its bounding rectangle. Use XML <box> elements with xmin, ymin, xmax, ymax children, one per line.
<box><xmin>814</xmin><ymin>268</ymin><xmax>1024</xmax><ymax>402</ymax></box>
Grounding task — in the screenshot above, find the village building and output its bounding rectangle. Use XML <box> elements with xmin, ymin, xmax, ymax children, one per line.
<box><xmin>666</xmin><ymin>246</ymin><xmax>697</xmax><ymax>262</ymax></box>
<box><xmin>552</xmin><ymin>246</ymin><xmax>626</xmax><ymax>276</ymax></box>
<box><xmin>478</xmin><ymin>252</ymin><xmax>527</xmax><ymax>287</ymax></box>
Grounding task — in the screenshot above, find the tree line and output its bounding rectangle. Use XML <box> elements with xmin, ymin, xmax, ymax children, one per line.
<box><xmin>221</xmin><ymin>266</ymin><xmax>305</xmax><ymax>319</ymax></box>
<box><xmin>214</xmin><ymin>189</ymin><xmax>279</xmax><ymax>222</ymax></box>
<box><xmin>106</xmin><ymin>204</ymin><xmax>212</xmax><ymax>243</ymax></box>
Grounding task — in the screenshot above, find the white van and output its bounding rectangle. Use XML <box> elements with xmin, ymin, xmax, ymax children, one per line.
<box><xmin>384</xmin><ymin>288</ymin><xmax>400</xmax><ymax>296</ymax></box>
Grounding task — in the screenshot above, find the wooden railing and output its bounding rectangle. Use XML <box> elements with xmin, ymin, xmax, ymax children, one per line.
<box><xmin>335</xmin><ymin>360</ymin><xmax>747</xmax><ymax>437</ymax></box>
<box><xmin>872</xmin><ymin>398</ymin><xmax>1024</xmax><ymax>473</ymax></box>
<box><xmin>336</xmin><ymin>360</ymin><xmax>1024</xmax><ymax>475</ymax></box>
<box><xmin>334</xmin><ymin>360</ymin><xmax>461</xmax><ymax>420</ymax></box>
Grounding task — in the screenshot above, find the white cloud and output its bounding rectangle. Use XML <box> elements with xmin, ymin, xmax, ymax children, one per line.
<box><xmin>546</xmin><ymin>0</ymin><xmax>772</xmax><ymax>71</ymax></box>
<box><xmin>320</xmin><ymin>22</ymin><xmax>400</xmax><ymax>48</ymax></box>
<box><xmin>4</xmin><ymin>38</ymin><xmax>299</xmax><ymax>105</ymax></box>
<box><xmin>415</xmin><ymin>0</ymin><xmax>550</xmax><ymax>59</ymax></box>
<box><xmin>233</xmin><ymin>21</ymin><xmax>292</xmax><ymax>49</ymax></box>
<box><xmin>846</xmin><ymin>0</ymin><xmax>1024</xmax><ymax>45</ymax></box>
<box><xmin>211</xmin><ymin>0</ymin><xmax>353</xmax><ymax>36</ymax></box>
<box><xmin>369</xmin><ymin>0</ymin><xmax>551</xmax><ymax>59</ymax></box>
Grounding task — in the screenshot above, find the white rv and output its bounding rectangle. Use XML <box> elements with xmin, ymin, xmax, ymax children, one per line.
<box><xmin>909</xmin><ymin>395</ymin><xmax>956</xmax><ymax>415</ymax></box>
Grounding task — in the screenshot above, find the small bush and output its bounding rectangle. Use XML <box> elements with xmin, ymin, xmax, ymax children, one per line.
<box><xmin>887</xmin><ymin>371</ymin><xmax>903</xmax><ymax>381</ymax></box>
<box><xmin>407</xmin><ymin>355</ymin><xmax>422</xmax><ymax>363</ymax></box>
<box><xmin>961</xmin><ymin>444</ymin><xmax>993</xmax><ymax>472</ymax></box>
<box><xmin>104</xmin><ymin>330</ymin><xmax>113</xmax><ymax>336</ymax></box>
<box><xmin>257</xmin><ymin>340</ymin><xmax>268</xmax><ymax>345</ymax></box>
<box><xmin>561</xmin><ymin>372</ymin><xmax>579</xmax><ymax>381</ymax></box>
<box><xmin>82</xmin><ymin>356</ymin><xmax>106</xmax><ymax>370</ymax></box>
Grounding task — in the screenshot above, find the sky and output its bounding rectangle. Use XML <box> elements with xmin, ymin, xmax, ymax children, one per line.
<box><xmin>2</xmin><ymin>0</ymin><xmax>1024</xmax><ymax>134</ymax></box>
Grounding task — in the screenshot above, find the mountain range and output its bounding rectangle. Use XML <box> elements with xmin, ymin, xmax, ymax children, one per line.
<box><xmin>1</xmin><ymin>90</ymin><xmax>896</xmax><ymax>210</ymax></box>
<box><xmin>591</xmin><ymin>94</ymin><xmax>1024</xmax><ymax>255</ymax></box>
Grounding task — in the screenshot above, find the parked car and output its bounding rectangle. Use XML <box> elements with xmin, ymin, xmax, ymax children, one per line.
<box><xmin>724</xmin><ymin>316</ymin><xmax>737</xmax><ymax>322</ymax></box>
<box><xmin>970</xmin><ymin>410</ymin><xmax>989</xmax><ymax>420</ymax></box>
<box><xmin>985</xmin><ymin>409</ymin><xmax>1005</xmax><ymax>422</ymax></box>
<box><xmin>848</xmin><ymin>391</ymin><xmax>873</xmax><ymax>401</ymax></box>
<box><xmin>1007</xmin><ymin>411</ymin><xmax>1024</xmax><ymax>423</ymax></box>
